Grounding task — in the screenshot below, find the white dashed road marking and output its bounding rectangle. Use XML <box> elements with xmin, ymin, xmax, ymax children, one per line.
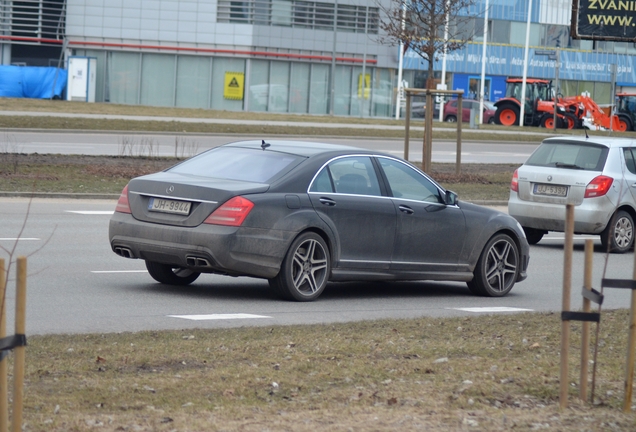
<box><xmin>0</xmin><ymin>238</ymin><xmax>40</xmax><ymax>241</ymax></box>
<box><xmin>168</xmin><ymin>314</ymin><xmax>272</xmax><ymax>321</ymax></box>
<box><xmin>91</xmin><ymin>270</ymin><xmax>148</xmax><ymax>274</ymax></box>
<box><xmin>449</xmin><ymin>307</ymin><xmax>533</xmax><ymax>313</ymax></box>
<box><xmin>66</xmin><ymin>211</ymin><xmax>114</xmax><ymax>215</ymax></box>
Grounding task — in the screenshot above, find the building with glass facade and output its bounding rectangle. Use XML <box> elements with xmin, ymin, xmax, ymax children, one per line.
<box><xmin>1</xmin><ymin>0</ymin><xmax>635</xmax><ymax>116</ymax></box>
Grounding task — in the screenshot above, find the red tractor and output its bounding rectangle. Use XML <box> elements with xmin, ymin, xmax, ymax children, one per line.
<box><xmin>614</xmin><ymin>93</ymin><xmax>636</xmax><ymax>132</ymax></box>
<box><xmin>493</xmin><ymin>78</ymin><xmax>578</xmax><ymax>129</ymax></box>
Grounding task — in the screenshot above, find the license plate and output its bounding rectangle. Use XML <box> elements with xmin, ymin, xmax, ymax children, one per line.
<box><xmin>148</xmin><ymin>197</ymin><xmax>191</xmax><ymax>215</ymax></box>
<box><xmin>533</xmin><ymin>183</ymin><xmax>568</xmax><ymax>197</ymax></box>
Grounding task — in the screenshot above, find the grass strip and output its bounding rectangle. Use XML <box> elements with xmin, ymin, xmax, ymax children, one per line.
<box><xmin>0</xmin><ymin>154</ymin><xmax>517</xmax><ymax>201</ymax></box>
<box><xmin>8</xmin><ymin>310</ymin><xmax>635</xmax><ymax>431</ymax></box>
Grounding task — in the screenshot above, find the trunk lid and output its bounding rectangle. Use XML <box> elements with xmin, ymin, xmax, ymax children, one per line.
<box><xmin>127</xmin><ymin>172</ymin><xmax>269</xmax><ymax>227</ymax></box>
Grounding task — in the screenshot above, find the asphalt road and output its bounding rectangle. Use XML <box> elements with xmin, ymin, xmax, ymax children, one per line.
<box><xmin>1</xmin><ymin>198</ymin><xmax>633</xmax><ymax>335</ymax></box>
<box><xmin>3</xmin><ymin>131</ymin><xmax>538</xmax><ymax>164</ymax></box>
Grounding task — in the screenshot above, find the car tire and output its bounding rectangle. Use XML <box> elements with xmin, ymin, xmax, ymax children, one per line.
<box><xmin>467</xmin><ymin>233</ymin><xmax>519</xmax><ymax>297</ymax></box>
<box><xmin>269</xmin><ymin>232</ymin><xmax>331</xmax><ymax>302</ymax></box>
<box><xmin>445</xmin><ymin>115</ymin><xmax>457</xmax><ymax>123</ymax></box>
<box><xmin>523</xmin><ymin>227</ymin><xmax>545</xmax><ymax>245</ymax></box>
<box><xmin>145</xmin><ymin>261</ymin><xmax>200</xmax><ymax>285</ymax></box>
<box><xmin>600</xmin><ymin>210</ymin><xmax>634</xmax><ymax>253</ymax></box>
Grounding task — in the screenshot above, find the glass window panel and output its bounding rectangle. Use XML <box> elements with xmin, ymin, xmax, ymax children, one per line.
<box><xmin>314</xmin><ymin>3</ymin><xmax>334</xmax><ymax>30</ymax></box>
<box><xmin>269</xmin><ymin>61</ymin><xmax>290</xmax><ymax>112</ymax></box>
<box><xmin>309</xmin><ymin>63</ymin><xmax>329</xmax><ymax>114</ymax></box>
<box><xmin>578</xmin><ymin>81</ymin><xmax>595</xmax><ymax>99</ymax></box>
<box><xmin>350</xmin><ymin>66</ymin><xmax>364</xmax><ymax>116</ymax></box>
<box><xmin>290</xmin><ymin>62</ymin><xmax>310</xmax><ymax>114</ymax></box>
<box><xmin>254</xmin><ymin>0</ymin><xmax>270</xmax><ymax>25</ymax></box>
<box><xmin>141</xmin><ymin>54</ymin><xmax>176</xmax><ymax>107</ymax></box>
<box><xmin>542</xmin><ymin>24</ymin><xmax>569</xmax><ymax>48</ymax></box>
<box><xmin>170</xmin><ymin>147</ymin><xmax>301</xmax><ymax>183</ymax></box>
<box><xmin>510</xmin><ymin>22</ymin><xmax>540</xmax><ymax>46</ymax></box>
<box><xmin>293</xmin><ymin>1</ymin><xmax>313</xmax><ymax>28</ymax></box>
<box><xmin>109</xmin><ymin>51</ymin><xmax>140</xmax><ymax>105</ymax></box>
<box><xmin>249</xmin><ymin>59</ymin><xmax>270</xmax><ymax>112</ymax></box>
<box><xmin>334</xmin><ymin>65</ymin><xmax>352</xmax><ymax>116</ymax></box>
<box><xmin>379</xmin><ymin>158</ymin><xmax>442</xmax><ymax>203</ymax></box>
<box><xmin>176</xmin><ymin>56</ymin><xmax>211</xmax><ymax>109</ymax></box>
<box><xmin>594</xmin><ymin>82</ymin><xmax>612</xmax><ymax>105</ymax></box>
<box><xmin>560</xmin><ymin>80</ymin><xmax>578</xmax><ymax>98</ymax></box>
<box><xmin>211</xmin><ymin>58</ymin><xmax>245</xmax><ymax>111</ymax></box>
<box><xmin>272</xmin><ymin>0</ymin><xmax>292</xmax><ymax>26</ymax></box>
<box><xmin>329</xmin><ymin>156</ymin><xmax>381</xmax><ymax>196</ymax></box>
<box><xmin>372</xmin><ymin>68</ymin><xmax>392</xmax><ymax>117</ymax></box>
<box><xmin>490</xmin><ymin>20</ymin><xmax>509</xmax><ymax>44</ymax></box>
<box><xmin>229</xmin><ymin>1</ymin><xmax>250</xmax><ymax>23</ymax></box>
<box><xmin>309</xmin><ymin>167</ymin><xmax>334</xmax><ymax>192</ymax></box>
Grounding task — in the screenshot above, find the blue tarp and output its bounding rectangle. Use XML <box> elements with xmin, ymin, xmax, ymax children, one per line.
<box><xmin>0</xmin><ymin>65</ymin><xmax>67</xmax><ymax>99</ymax></box>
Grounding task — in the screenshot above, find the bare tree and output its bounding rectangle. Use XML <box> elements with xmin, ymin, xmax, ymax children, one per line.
<box><xmin>379</xmin><ymin>0</ymin><xmax>479</xmax><ymax>89</ymax></box>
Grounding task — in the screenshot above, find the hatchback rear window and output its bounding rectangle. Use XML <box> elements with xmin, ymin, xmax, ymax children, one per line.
<box><xmin>525</xmin><ymin>141</ymin><xmax>608</xmax><ymax>171</ymax></box>
<box><xmin>169</xmin><ymin>147</ymin><xmax>301</xmax><ymax>183</ymax></box>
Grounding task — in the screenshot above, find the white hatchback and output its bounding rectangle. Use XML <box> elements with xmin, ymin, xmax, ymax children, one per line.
<box><xmin>508</xmin><ymin>135</ymin><xmax>636</xmax><ymax>253</ymax></box>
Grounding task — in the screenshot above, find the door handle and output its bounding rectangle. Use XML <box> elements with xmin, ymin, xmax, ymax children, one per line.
<box><xmin>319</xmin><ymin>197</ymin><xmax>336</xmax><ymax>206</ymax></box>
<box><xmin>398</xmin><ymin>205</ymin><xmax>414</xmax><ymax>214</ymax></box>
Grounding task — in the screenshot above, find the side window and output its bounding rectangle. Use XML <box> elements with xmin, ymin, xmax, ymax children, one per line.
<box><xmin>309</xmin><ymin>166</ymin><xmax>334</xmax><ymax>192</ymax></box>
<box><xmin>328</xmin><ymin>156</ymin><xmax>382</xmax><ymax>196</ymax></box>
<box><xmin>378</xmin><ymin>158</ymin><xmax>443</xmax><ymax>204</ymax></box>
<box><xmin>624</xmin><ymin>148</ymin><xmax>636</xmax><ymax>174</ymax></box>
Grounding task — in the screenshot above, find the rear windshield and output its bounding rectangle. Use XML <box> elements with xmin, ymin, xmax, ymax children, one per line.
<box><xmin>525</xmin><ymin>141</ymin><xmax>609</xmax><ymax>171</ymax></box>
<box><xmin>168</xmin><ymin>147</ymin><xmax>302</xmax><ymax>183</ymax></box>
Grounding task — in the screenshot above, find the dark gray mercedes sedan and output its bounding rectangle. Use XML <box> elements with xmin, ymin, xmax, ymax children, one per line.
<box><xmin>109</xmin><ymin>140</ymin><xmax>529</xmax><ymax>301</ymax></box>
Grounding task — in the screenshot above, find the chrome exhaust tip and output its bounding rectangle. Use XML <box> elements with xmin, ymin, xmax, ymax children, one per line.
<box><xmin>114</xmin><ymin>246</ymin><xmax>134</xmax><ymax>258</ymax></box>
<box><xmin>186</xmin><ymin>256</ymin><xmax>211</xmax><ymax>267</ymax></box>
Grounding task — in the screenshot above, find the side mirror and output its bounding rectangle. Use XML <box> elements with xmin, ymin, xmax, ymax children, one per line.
<box><xmin>444</xmin><ymin>190</ymin><xmax>458</xmax><ymax>206</ymax></box>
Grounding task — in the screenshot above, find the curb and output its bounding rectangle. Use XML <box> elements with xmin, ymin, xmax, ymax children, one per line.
<box><xmin>0</xmin><ymin>191</ymin><xmax>507</xmax><ymax>207</ymax></box>
<box><xmin>0</xmin><ymin>192</ymin><xmax>119</xmax><ymax>200</ymax></box>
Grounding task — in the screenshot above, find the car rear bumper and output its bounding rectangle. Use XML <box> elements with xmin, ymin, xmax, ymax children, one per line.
<box><xmin>109</xmin><ymin>212</ymin><xmax>295</xmax><ymax>279</ymax></box>
<box><xmin>508</xmin><ymin>193</ymin><xmax>612</xmax><ymax>234</ymax></box>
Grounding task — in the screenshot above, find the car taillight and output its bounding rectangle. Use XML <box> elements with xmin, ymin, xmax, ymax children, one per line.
<box><xmin>115</xmin><ymin>184</ymin><xmax>131</xmax><ymax>213</ymax></box>
<box><xmin>204</xmin><ymin>196</ymin><xmax>254</xmax><ymax>226</ymax></box>
<box><xmin>510</xmin><ymin>169</ymin><xmax>519</xmax><ymax>192</ymax></box>
<box><xmin>585</xmin><ymin>175</ymin><xmax>613</xmax><ymax>198</ymax></box>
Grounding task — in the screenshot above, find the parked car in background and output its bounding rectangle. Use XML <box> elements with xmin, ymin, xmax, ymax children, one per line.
<box><xmin>411</xmin><ymin>100</ymin><xmax>440</xmax><ymax>119</ymax></box>
<box><xmin>443</xmin><ymin>99</ymin><xmax>496</xmax><ymax>124</ymax></box>
<box><xmin>109</xmin><ymin>140</ymin><xmax>529</xmax><ymax>301</ymax></box>
<box><xmin>509</xmin><ymin>136</ymin><xmax>636</xmax><ymax>252</ymax></box>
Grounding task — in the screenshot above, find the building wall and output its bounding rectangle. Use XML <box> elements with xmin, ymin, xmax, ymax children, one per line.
<box><xmin>62</xmin><ymin>0</ymin><xmax>636</xmax><ymax>115</ymax></box>
<box><xmin>66</xmin><ymin>0</ymin><xmax>396</xmax><ymax>116</ymax></box>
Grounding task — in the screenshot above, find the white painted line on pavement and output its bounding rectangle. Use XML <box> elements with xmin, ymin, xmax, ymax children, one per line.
<box><xmin>91</xmin><ymin>270</ymin><xmax>148</xmax><ymax>273</ymax></box>
<box><xmin>168</xmin><ymin>313</ymin><xmax>272</xmax><ymax>321</ymax></box>
<box><xmin>542</xmin><ymin>236</ymin><xmax>597</xmax><ymax>240</ymax></box>
<box><xmin>0</xmin><ymin>238</ymin><xmax>40</xmax><ymax>241</ymax></box>
<box><xmin>66</xmin><ymin>211</ymin><xmax>114</xmax><ymax>215</ymax></box>
<box><xmin>449</xmin><ymin>307</ymin><xmax>533</xmax><ymax>313</ymax></box>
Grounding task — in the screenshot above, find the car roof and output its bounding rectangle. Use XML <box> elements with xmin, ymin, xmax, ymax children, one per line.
<box><xmin>224</xmin><ymin>140</ymin><xmax>364</xmax><ymax>157</ymax></box>
<box><xmin>543</xmin><ymin>135</ymin><xmax>636</xmax><ymax>149</ymax></box>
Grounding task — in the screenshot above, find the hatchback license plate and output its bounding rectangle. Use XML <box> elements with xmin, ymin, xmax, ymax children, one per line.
<box><xmin>534</xmin><ymin>183</ymin><xmax>568</xmax><ymax>197</ymax></box>
<box><xmin>148</xmin><ymin>198</ymin><xmax>191</xmax><ymax>215</ymax></box>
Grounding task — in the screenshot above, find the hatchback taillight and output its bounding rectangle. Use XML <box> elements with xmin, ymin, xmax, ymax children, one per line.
<box><xmin>584</xmin><ymin>175</ymin><xmax>613</xmax><ymax>198</ymax></box>
<box><xmin>510</xmin><ymin>169</ymin><xmax>519</xmax><ymax>192</ymax></box>
<box><xmin>204</xmin><ymin>196</ymin><xmax>254</xmax><ymax>226</ymax></box>
<box><xmin>115</xmin><ymin>184</ymin><xmax>131</xmax><ymax>214</ymax></box>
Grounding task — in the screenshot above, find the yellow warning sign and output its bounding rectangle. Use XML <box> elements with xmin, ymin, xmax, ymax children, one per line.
<box><xmin>224</xmin><ymin>72</ymin><xmax>244</xmax><ymax>100</ymax></box>
<box><xmin>358</xmin><ymin>73</ymin><xmax>370</xmax><ymax>99</ymax></box>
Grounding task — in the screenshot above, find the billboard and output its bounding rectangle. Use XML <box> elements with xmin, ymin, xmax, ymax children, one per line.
<box><xmin>571</xmin><ymin>0</ymin><xmax>636</xmax><ymax>41</ymax></box>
